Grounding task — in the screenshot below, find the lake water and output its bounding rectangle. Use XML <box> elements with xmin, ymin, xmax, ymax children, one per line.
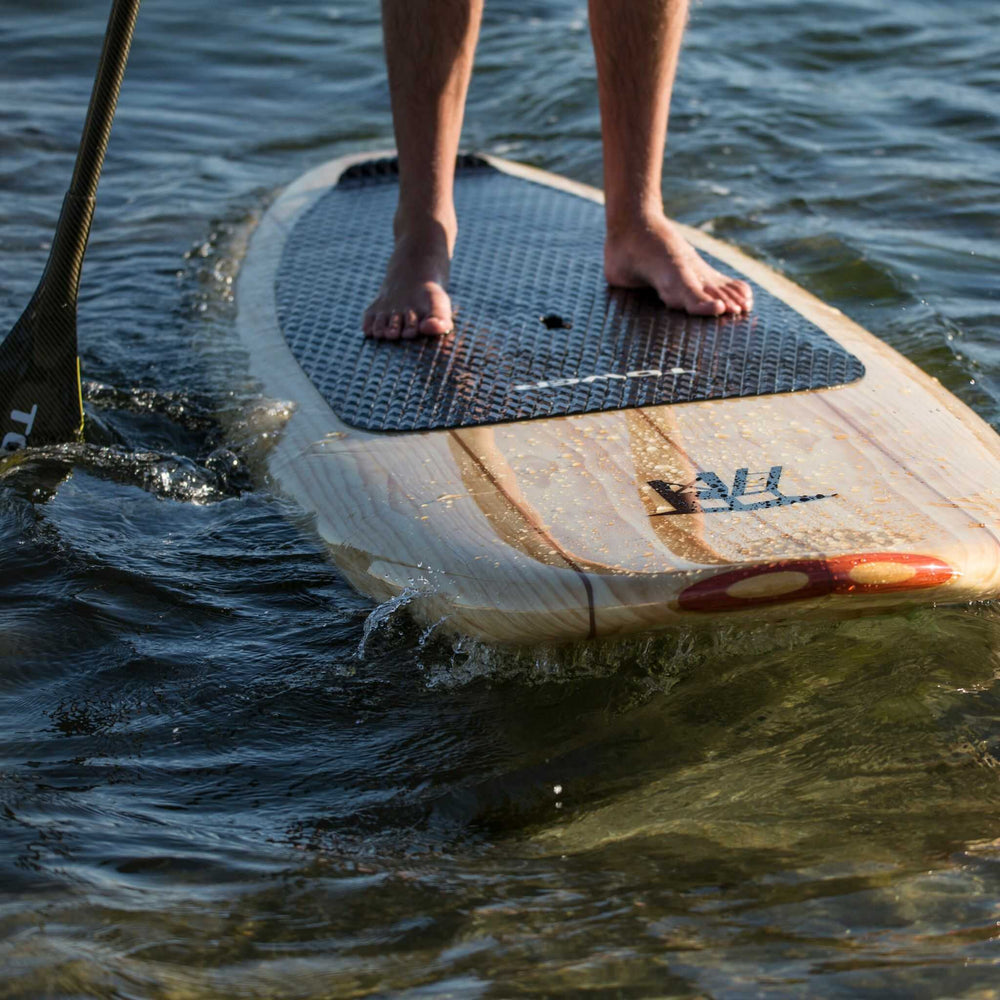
<box><xmin>3</xmin><ymin>1</ymin><xmax>1000</xmax><ymax>996</ymax></box>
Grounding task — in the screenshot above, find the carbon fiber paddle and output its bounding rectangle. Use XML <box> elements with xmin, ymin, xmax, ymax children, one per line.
<box><xmin>0</xmin><ymin>0</ymin><xmax>140</xmax><ymax>454</ymax></box>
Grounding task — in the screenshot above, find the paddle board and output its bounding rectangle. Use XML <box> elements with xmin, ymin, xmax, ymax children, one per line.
<box><xmin>235</xmin><ymin>152</ymin><xmax>1000</xmax><ymax>643</ymax></box>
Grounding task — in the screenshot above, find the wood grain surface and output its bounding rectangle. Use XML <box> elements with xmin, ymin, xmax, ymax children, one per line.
<box><xmin>235</xmin><ymin>153</ymin><xmax>1000</xmax><ymax>644</ymax></box>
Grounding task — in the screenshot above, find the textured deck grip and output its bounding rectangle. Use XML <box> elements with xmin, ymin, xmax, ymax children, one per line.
<box><xmin>274</xmin><ymin>157</ymin><xmax>864</xmax><ymax>433</ymax></box>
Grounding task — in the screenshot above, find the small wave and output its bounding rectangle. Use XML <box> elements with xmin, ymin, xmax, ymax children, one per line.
<box><xmin>1</xmin><ymin>441</ymin><xmax>247</xmax><ymax>505</ymax></box>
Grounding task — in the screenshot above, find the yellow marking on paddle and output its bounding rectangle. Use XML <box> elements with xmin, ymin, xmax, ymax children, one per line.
<box><xmin>75</xmin><ymin>356</ymin><xmax>84</xmax><ymax>437</ymax></box>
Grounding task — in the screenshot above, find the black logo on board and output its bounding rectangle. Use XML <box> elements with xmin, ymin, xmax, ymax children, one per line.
<box><xmin>648</xmin><ymin>466</ymin><xmax>834</xmax><ymax>515</ymax></box>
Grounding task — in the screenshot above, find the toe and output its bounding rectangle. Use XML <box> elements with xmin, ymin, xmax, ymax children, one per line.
<box><xmin>418</xmin><ymin>286</ymin><xmax>453</xmax><ymax>336</ymax></box>
<box><xmin>717</xmin><ymin>286</ymin><xmax>745</xmax><ymax>315</ymax></box>
<box><xmin>700</xmin><ymin>273</ymin><xmax>743</xmax><ymax>316</ymax></box>
<box><xmin>401</xmin><ymin>309</ymin><xmax>420</xmax><ymax>340</ymax></box>
<box><xmin>684</xmin><ymin>287</ymin><xmax>726</xmax><ymax>316</ymax></box>
<box><xmin>733</xmin><ymin>280</ymin><xmax>754</xmax><ymax>312</ymax></box>
<box><xmin>372</xmin><ymin>312</ymin><xmax>390</xmax><ymax>339</ymax></box>
<box><xmin>362</xmin><ymin>309</ymin><xmax>376</xmax><ymax>338</ymax></box>
<box><xmin>385</xmin><ymin>312</ymin><xmax>403</xmax><ymax>341</ymax></box>
<box><xmin>419</xmin><ymin>316</ymin><xmax>452</xmax><ymax>336</ymax></box>
<box><xmin>699</xmin><ymin>282</ymin><xmax>737</xmax><ymax>315</ymax></box>
<box><xmin>721</xmin><ymin>278</ymin><xmax>752</xmax><ymax>313</ymax></box>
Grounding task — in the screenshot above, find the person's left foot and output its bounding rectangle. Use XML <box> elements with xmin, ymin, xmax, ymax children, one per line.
<box><xmin>363</xmin><ymin>213</ymin><xmax>456</xmax><ymax>340</ymax></box>
<box><xmin>604</xmin><ymin>213</ymin><xmax>754</xmax><ymax>316</ymax></box>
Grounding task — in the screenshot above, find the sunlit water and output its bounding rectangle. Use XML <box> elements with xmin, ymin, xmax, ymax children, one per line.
<box><xmin>2</xmin><ymin>1</ymin><xmax>1000</xmax><ymax>996</ymax></box>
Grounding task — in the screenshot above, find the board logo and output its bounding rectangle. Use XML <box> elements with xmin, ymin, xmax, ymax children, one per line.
<box><xmin>513</xmin><ymin>368</ymin><xmax>693</xmax><ymax>392</ymax></box>
<box><xmin>2</xmin><ymin>404</ymin><xmax>38</xmax><ymax>453</ymax></box>
<box><xmin>648</xmin><ymin>465</ymin><xmax>834</xmax><ymax>515</ymax></box>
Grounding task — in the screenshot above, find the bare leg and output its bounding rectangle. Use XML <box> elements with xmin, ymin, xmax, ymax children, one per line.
<box><xmin>364</xmin><ymin>0</ymin><xmax>483</xmax><ymax>340</ymax></box>
<box><xmin>590</xmin><ymin>0</ymin><xmax>753</xmax><ymax>316</ymax></box>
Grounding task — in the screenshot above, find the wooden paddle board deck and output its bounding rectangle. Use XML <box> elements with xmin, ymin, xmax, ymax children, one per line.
<box><xmin>236</xmin><ymin>152</ymin><xmax>1000</xmax><ymax>644</ymax></box>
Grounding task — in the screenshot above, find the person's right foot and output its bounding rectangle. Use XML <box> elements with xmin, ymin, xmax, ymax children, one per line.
<box><xmin>363</xmin><ymin>216</ymin><xmax>455</xmax><ymax>340</ymax></box>
<box><xmin>604</xmin><ymin>211</ymin><xmax>754</xmax><ymax>316</ymax></box>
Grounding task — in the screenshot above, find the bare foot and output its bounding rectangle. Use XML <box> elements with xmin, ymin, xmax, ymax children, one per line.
<box><xmin>363</xmin><ymin>216</ymin><xmax>456</xmax><ymax>340</ymax></box>
<box><xmin>604</xmin><ymin>213</ymin><xmax>754</xmax><ymax>317</ymax></box>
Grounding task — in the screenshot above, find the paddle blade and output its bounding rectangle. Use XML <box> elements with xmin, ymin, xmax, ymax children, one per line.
<box><xmin>0</xmin><ymin>284</ymin><xmax>84</xmax><ymax>455</ymax></box>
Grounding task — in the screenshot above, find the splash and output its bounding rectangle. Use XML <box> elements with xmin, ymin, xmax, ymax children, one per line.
<box><xmin>356</xmin><ymin>587</ymin><xmax>423</xmax><ymax>659</ymax></box>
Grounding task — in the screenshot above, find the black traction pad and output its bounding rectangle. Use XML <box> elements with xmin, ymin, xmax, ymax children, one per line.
<box><xmin>275</xmin><ymin>156</ymin><xmax>865</xmax><ymax>433</ymax></box>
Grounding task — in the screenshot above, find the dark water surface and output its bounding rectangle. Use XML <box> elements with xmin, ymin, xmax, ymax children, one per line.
<box><xmin>3</xmin><ymin>1</ymin><xmax>1000</xmax><ymax>996</ymax></box>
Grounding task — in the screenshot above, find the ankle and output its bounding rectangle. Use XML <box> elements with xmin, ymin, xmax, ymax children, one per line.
<box><xmin>607</xmin><ymin>214</ymin><xmax>685</xmax><ymax>255</ymax></box>
<box><xmin>605</xmin><ymin>200</ymin><xmax>666</xmax><ymax>242</ymax></box>
<box><xmin>393</xmin><ymin>205</ymin><xmax>458</xmax><ymax>249</ymax></box>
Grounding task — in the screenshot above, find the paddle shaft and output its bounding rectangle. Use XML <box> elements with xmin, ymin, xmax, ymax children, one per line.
<box><xmin>46</xmin><ymin>0</ymin><xmax>141</xmax><ymax>306</ymax></box>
